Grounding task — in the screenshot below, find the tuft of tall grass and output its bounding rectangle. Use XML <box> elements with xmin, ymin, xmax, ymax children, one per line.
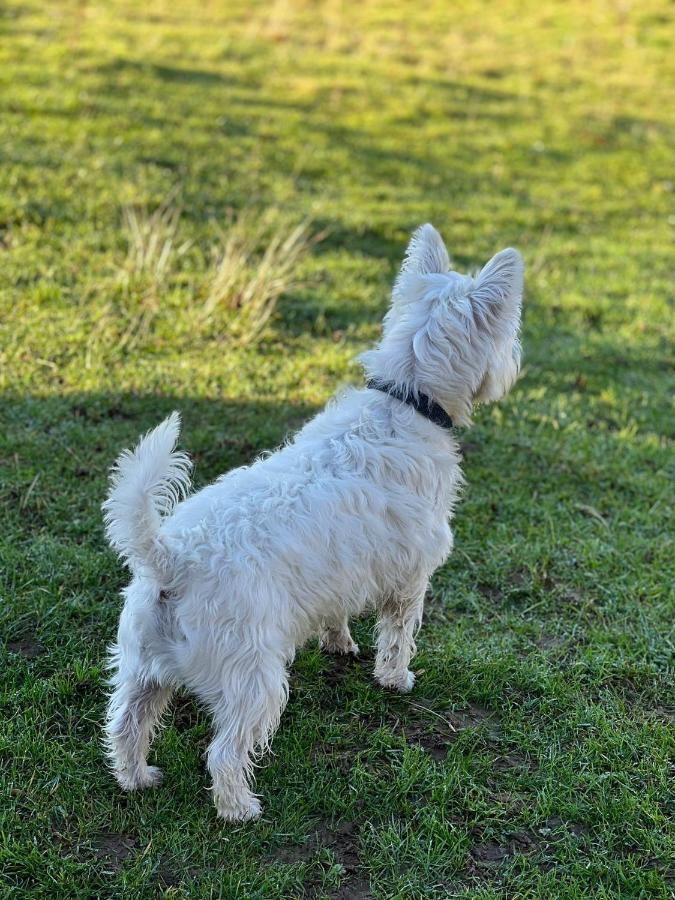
<box><xmin>202</xmin><ymin>213</ymin><xmax>316</xmax><ymax>345</ymax></box>
<box><xmin>120</xmin><ymin>190</ymin><xmax>191</xmax><ymax>298</ymax></box>
<box><xmin>110</xmin><ymin>191</ymin><xmax>192</xmax><ymax>350</ymax></box>
<box><xmin>109</xmin><ymin>197</ymin><xmax>317</xmax><ymax>351</ymax></box>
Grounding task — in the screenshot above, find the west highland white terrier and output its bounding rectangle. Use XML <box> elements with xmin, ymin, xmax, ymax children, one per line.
<box><xmin>103</xmin><ymin>224</ymin><xmax>523</xmax><ymax>821</ymax></box>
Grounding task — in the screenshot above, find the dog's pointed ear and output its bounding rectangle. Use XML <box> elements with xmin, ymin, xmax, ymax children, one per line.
<box><xmin>400</xmin><ymin>223</ymin><xmax>451</xmax><ymax>277</ymax></box>
<box><xmin>392</xmin><ymin>224</ymin><xmax>451</xmax><ymax>306</ymax></box>
<box><xmin>469</xmin><ymin>248</ymin><xmax>524</xmax><ymax>332</ymax></box>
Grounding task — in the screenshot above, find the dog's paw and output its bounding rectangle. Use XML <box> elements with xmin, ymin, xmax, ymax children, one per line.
<box><xmin>116</xmin><ymin>765</ymin><xmax>163</xmax><ymax>791</ymax></box>
<box><xmin>215</xmin><ymin>793</ymin><xmax>262</xmax><ymax>823</ymax></box>
<box><xmin>377</xmin><ymin>669</ymin><xmax>415</xmax><ymax>693</ymax></box>
<box><xmin>320</xmin><ymin>632</ymin><xmax>359</xmax><ymax>656</ymax></box>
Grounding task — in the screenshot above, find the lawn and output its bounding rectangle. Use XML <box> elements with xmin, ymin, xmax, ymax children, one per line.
<box><xmin>0</xmin><ymin>0</ymin><xmax>673</xmax><ymax>896</ymax></box>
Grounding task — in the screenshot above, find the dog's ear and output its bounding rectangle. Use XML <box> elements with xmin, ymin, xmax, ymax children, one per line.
<box><xmin>392</xmin><ymin>224</ymin><xmax>451</xmax><ymax>308</ymax></box>
<box><xmin>398</xmin><ymin>223</ymin><xmax>450</xmax><ymax>279</ymax></box>
<box><xmin>468</xmin><ymin>248</ymin><xmax>523</xmax><ymax>334</ymax></box>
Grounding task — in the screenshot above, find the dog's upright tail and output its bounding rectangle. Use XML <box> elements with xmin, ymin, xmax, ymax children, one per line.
<box><xmin>102</xmin><ymin>412</ymin><xmax>192</xmax><ymax>580</ymax></box>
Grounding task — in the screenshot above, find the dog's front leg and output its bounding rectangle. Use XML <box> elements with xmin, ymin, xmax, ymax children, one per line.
<box><xmin>374</xmin><ymin>580</ymin><xmax>426</xmax><ymax>693</ymax></box>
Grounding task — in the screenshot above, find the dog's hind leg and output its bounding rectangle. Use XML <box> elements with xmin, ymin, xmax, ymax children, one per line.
<box><xmin>374</xmin><ymin>578</ymin><xmax>427</xmax><ymax>693</ymax></box>
<box><xmin>104</xmin><ymin>579</ymin><xmax>176</xmax><ymax>790</ymax></box>
<box><xmin>105</xmin><ymin>671</ymin><xmax>173</xmax><ymax>790</ymax></box>
<box><xmin>201</xmin><ymin>651</ymin><xmax>289</xmax><ymax>822</ymax></box>
<box><xmin>320</xmin><ymin>615</ymin><xmax>359</xmax><ymax>656</ymax></box>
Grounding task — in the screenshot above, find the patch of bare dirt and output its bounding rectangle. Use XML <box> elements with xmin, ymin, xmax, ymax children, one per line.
<box><xmin>92</xmin><ymin>832</ymin><xmax>138</xmax><ymax>872</ymax></box>
<box><xmin>271</xmin><ymin>820</ymin><xmax>371</xmax><ymax>898</ymax></box>
<box><xmin>471</xmin><ymin>841</ymin><xmax>511</xmax><ymax>864</ymax></box>
<box><xmin>322</xmin><ymin>650</ymin><xmax>373</xmax><ymax>688</ymax></box>
<box><xmin>446</xmin><ymin>704</ymin><xmax>500</xmax><ymax>732</ymax></box>
<box><xmin>469</xmin><ymin>830</ymin><xmax>539</xmax><ymax>873</ymax></box>
<box><xmin>7</xmin><ymin>638</ymin><xmax>46</xmax><ymax>659</ymax></box>
<box><xmin>644</xmin><ymin>705</ymin><xmax>675</xmax><ymax>724</ymax></box>
<box><xmin>157</xmin><ymin>858</ymin><xmax>181</xmax><ymax>888</ymax></box>
<box><xmin>469</xmin><ymin>816</ymin><xmax>590</xmax><ymax>878</ymax></box>
<box><xmin>479</xmin><ymin>569</ymin><xmax>535</xmax><ymax>605</ymax></box>
<box><xmin>493</xmin><ymin>751</ymin><xmax>536</xmax><ymax>772</ymax></box>
<box><xmin>395</xmin><ymin>721</ymin><xmax>451</xmax><ymax>761</ymax></box>
<box><xmin>172</xmin><ymin>693</ymin><xmax>203</xmax><ymax>731</ymax></box>
<box><xmin>536</xmin><ymin>632</ymin><xmax>565</xmax><ymax>650</ymax></box>
<box><xmin>477</xmin><ymin>583</ymin><xmax>502</xmax><ymax>603</ymax></box>
<box><xmin>385</xmin><ymin>701</ymin><xmax>502</xmax><ymax>762</ymax></box>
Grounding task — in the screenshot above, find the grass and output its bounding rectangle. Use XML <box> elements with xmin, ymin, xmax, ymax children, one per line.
<box><xmin>202</xmin><ymin>212</ymin><xmax>316</xmax><ymax>344</ymax></box>
<box><xmin>0</xmin><ymin>0</ymin><xmax>673</xmax><ymax>896</ymax></box>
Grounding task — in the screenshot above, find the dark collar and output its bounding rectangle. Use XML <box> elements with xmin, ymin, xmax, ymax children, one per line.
<box><xmin>366</xmin><ymin>380</ymin><xmax>454</xmax><ymax>431</ymax></box>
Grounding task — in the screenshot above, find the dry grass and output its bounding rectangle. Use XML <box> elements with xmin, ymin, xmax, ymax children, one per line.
<box><xmin>120</xmin><ymin>190</ymin><xmax>191</xmax><ymax>297</ymax></box>
<box><xmin>110</xmin><ymin>191</ymin><xmax>191</xmax><ymax>350</ymax></box>
<box><xmin>202</xmin><ymin>213</ymin><xmax>316</xmax><ymax>345</ymax></box>
<box><xmin>115</xmin><ymin>200</ymin><xmax>315</xmax><ymax>348</ymax></box>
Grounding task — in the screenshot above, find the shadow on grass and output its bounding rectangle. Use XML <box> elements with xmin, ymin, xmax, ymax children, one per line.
<box><xmin>2</xmin><ymin>389</ymin><xmax>318</xmax><ymax>461</ymax></box>
<box><xmin>5</xmin><ymin>48</ymin><xmax>538</xmax><ymax>204</ymax></box>
<box><xmin>0</xmin><ymin>392</ymin><xmax>319</xmax><ymax>543</ymax></box>
<box><xmin>95</xmin><ymin>59</ymin><xmax>244</xmax><ymax>87</ymax></box>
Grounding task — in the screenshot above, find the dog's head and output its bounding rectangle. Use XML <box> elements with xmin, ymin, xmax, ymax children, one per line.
<box><xmin>361</xmin><ymin>224</ymin><xmax>523</xmax><ymax>426</ymax></box>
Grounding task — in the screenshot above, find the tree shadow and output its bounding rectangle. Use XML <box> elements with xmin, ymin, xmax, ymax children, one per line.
<box><xmin>310</xmin><ymin>219</ymin><xmax>404</xmax><ymax>260</ymax></box>
<box><xmin>93</xmin><ymin>58</ymin><xmax>245</xmax><ymax>88</ymax></box>
<box><xmin>71</xmin><ymin>55</ymin><xmax>539</xmax><ymax>205</ymax></box>
<box><xmin>0</xmin><ymin>392</ymin><xmax>319</xmax><ymax>545</ymax></box>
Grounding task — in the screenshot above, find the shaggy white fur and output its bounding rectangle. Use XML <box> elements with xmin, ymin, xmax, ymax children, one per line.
<box><xmin>103</xmin><ymin>224</ymin><xmax>524</xmax><ymax>821</ymax></box>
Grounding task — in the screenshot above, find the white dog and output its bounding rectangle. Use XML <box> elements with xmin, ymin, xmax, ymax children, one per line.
<box><xmin>103</xmin><ymin>224</ymin><xmax>523</xmax><ymax>821</ymax></box>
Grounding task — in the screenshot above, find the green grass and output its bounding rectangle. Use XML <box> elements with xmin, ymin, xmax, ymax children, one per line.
<box><xmin>1</xmin><ymin>0</ymin><xmax>673</xmax><ymax>896</ymax></box>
